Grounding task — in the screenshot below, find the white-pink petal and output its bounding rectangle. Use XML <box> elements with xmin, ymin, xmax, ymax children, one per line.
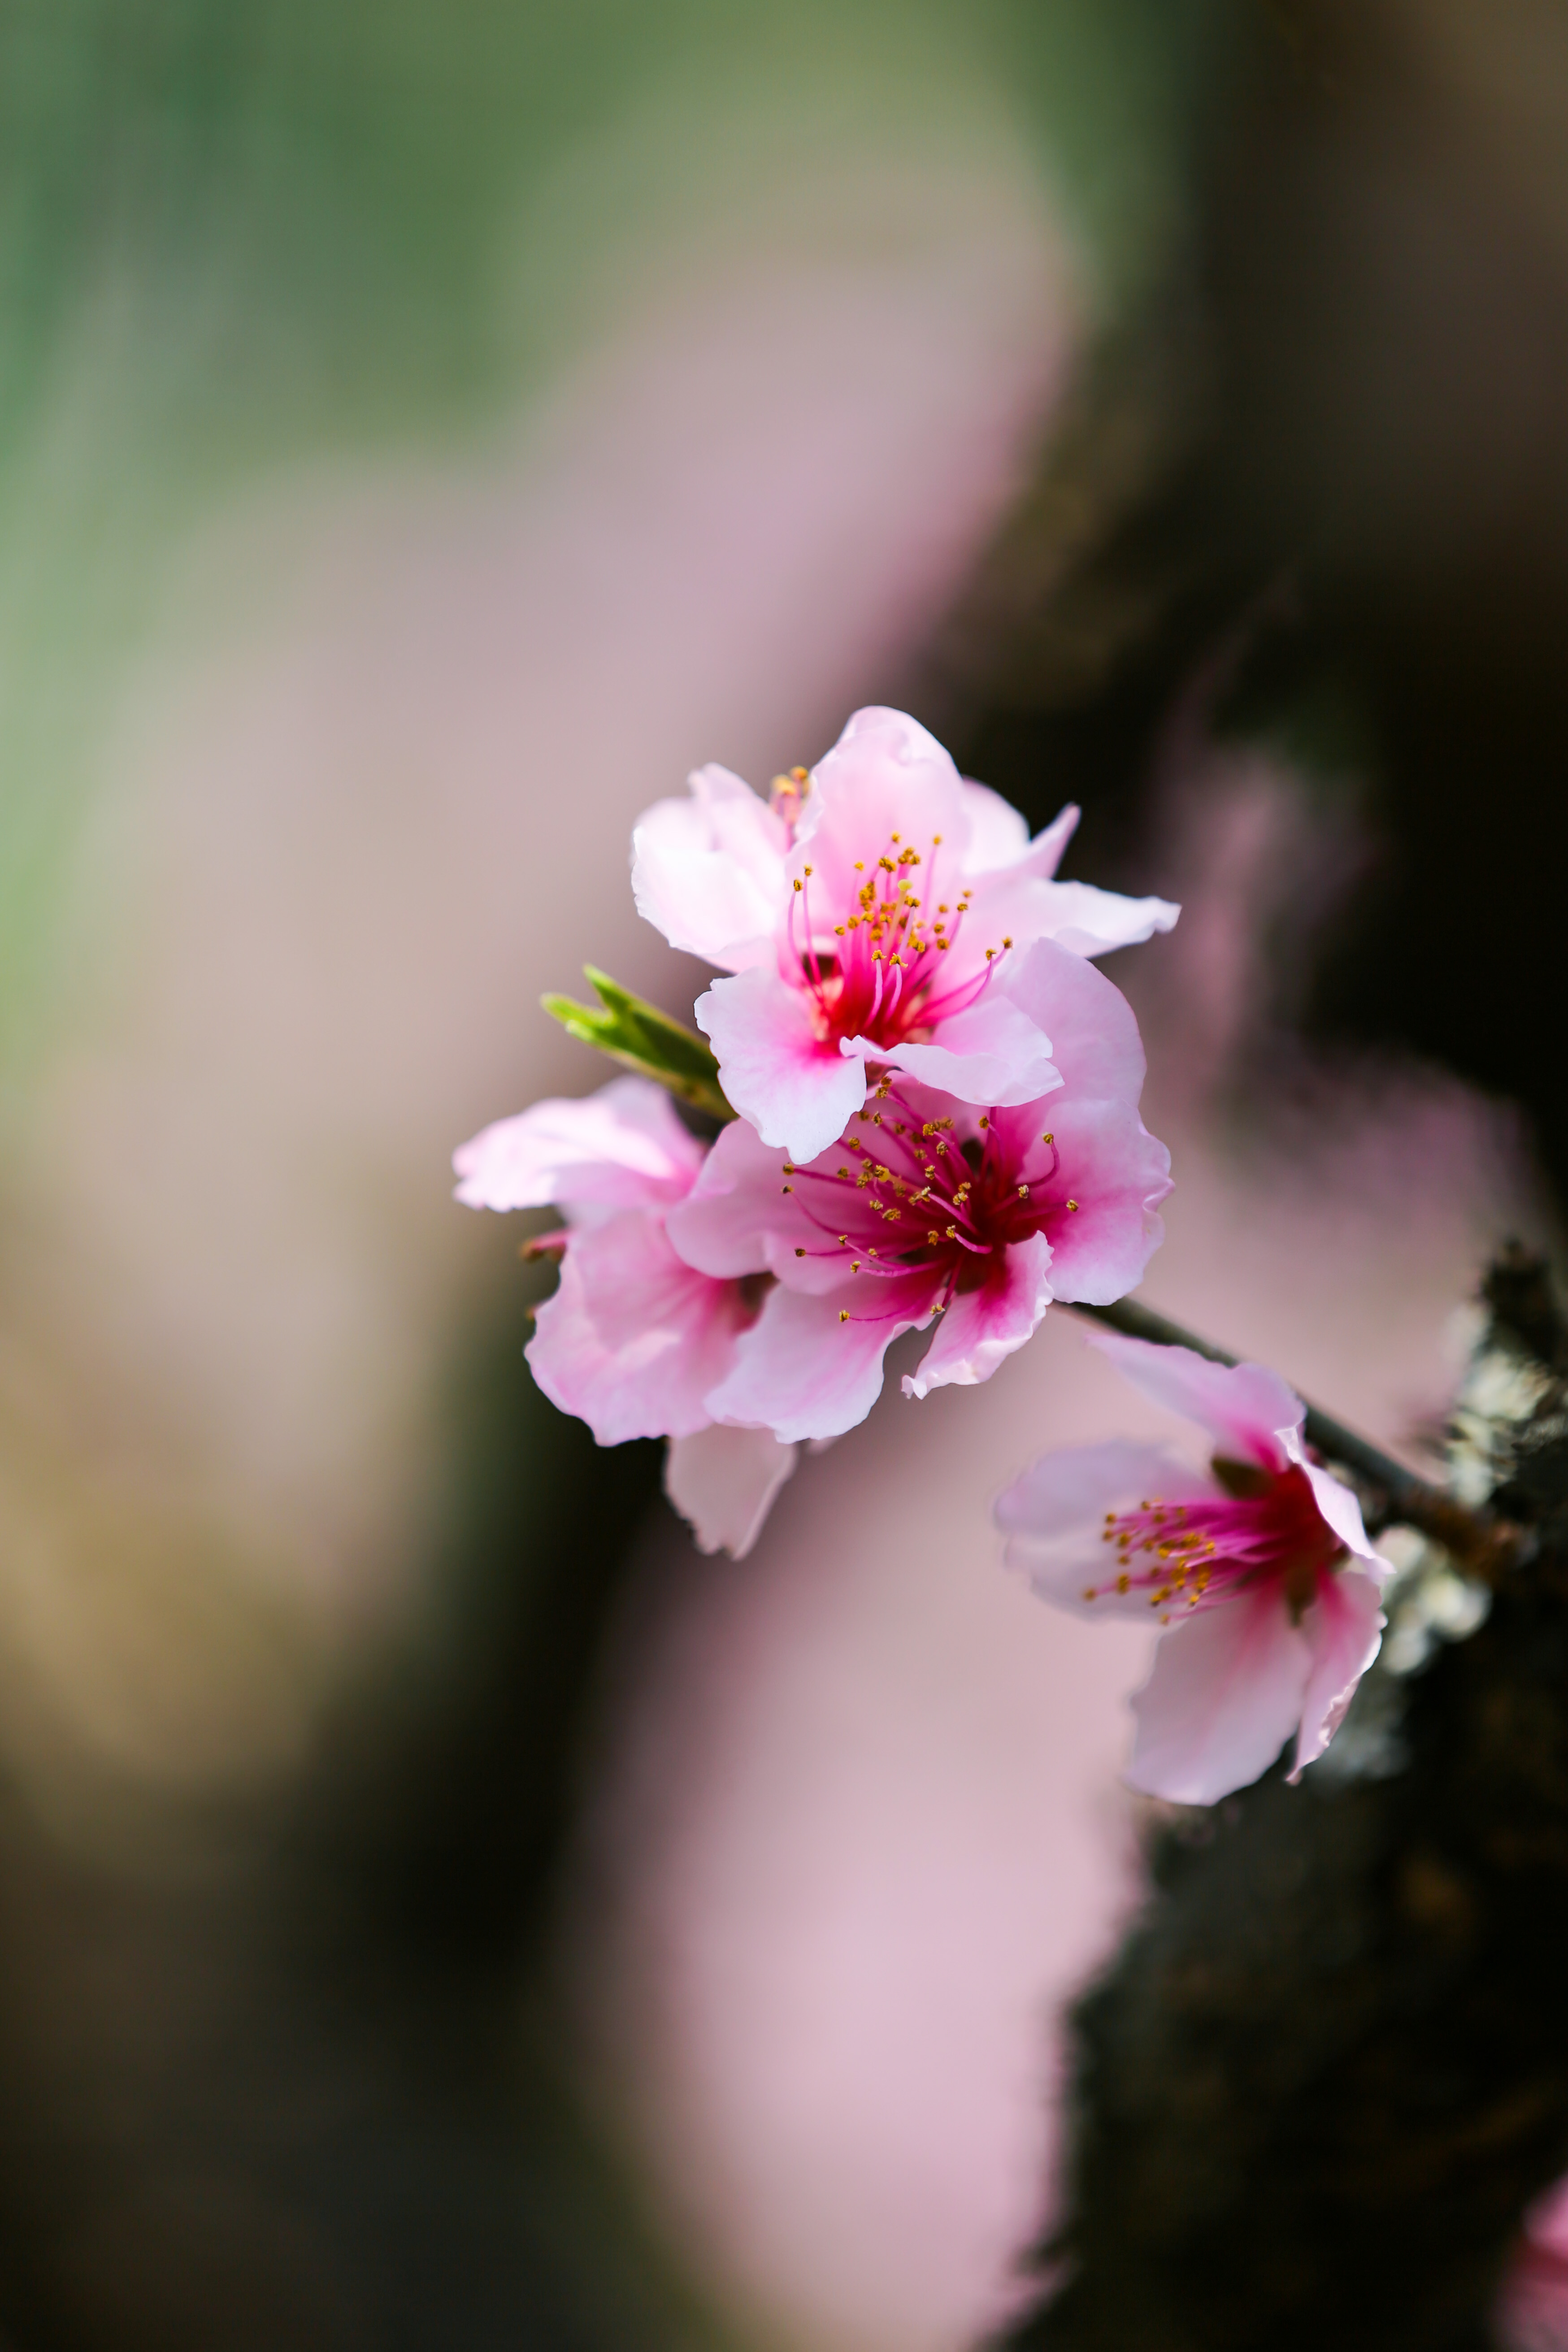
<box><xmin>452</xmin><ymin>1076</ymin><xmax>704</xmax><ymax>1216</ymax></box>
<box><xmin>1091</xmin><ymin>1332</ymin><xmax>1304</xmax><ymax>1474</ymax></box>
<box><xmin>526</xmin><ymin>1209</ymin><xmax>742</xmax><ymax>1445</ymax></box>
<box><xmin>1029</xmin><ymin>1098</ymin><xmax>1172</xmax><ymax>1306</ymax></box>
<box><xmin>851</xmin><ymin>993</ymin><xmax>1061</xmax><ymax>1110</ymax></box>
<box><xmin>630</xmin><ymin>762</ymin><xmax>786</xmax><ymax>971</ymax></box>
<box><xmin>999</xmin><ymin>936</ymin><xmax>1149</xmax><ymax>1106</ymax></box>
<box><xmin>1281</xmin><ymin>1428</ymin><xmax>1388</xmax><ymax>1573</ymax></box>
<box><xmin>1030</xmin><ymin>877</ymin><xmax>1181</xmax><ymax>957</ymax></box>
<box><xmin>663</xmin><ymin>1088</ymin><xmax>838</xmax><ymax>1288</ymax></box>
<box><xmin>996</xmin><ymin>1440</ymin><xmax>1219</xmax><ymax>1619</ymax></box>
<box><xmin>695</xmin><ymin>963</ymin><xmax>867</xmax><ymax>1160</ymax></box>
<box><xmin>956</xmin><ymin>778</ymin><xmax>1030</xmax><ymax>869</ymax></box>
<box><xmin>790</xmin><ymin>707</ymin><xmax>969</xmax><ymax>898</ymax></box>
<box><xmin>663</xmin><ymin>1424</ymin><xmax>799</xmax><ymax>1559</ymax></box>
<box><xmin>1126</xmin><ymin>1584</ymin><xmax>1314</xmax><ymax>1806</ymax></box>
<box><xmin>902</xmin><ymin>1230</ymin><xmax>1055</xmax><ymax>1398</ymax></box>
<box><xmin>704</xmin><ymin>1278</ymin><xmax>933</xmax><ymax>1444</ymax></box>
<box><xmin>1289</xmin><ymin>1567</ymin><xmax>1386</xmax><ymax>1780</ymax></box>
<box><xmin>960</xmin><ymin>787</ymin><xmax>1079</xmax><ymax>880</ymax></box>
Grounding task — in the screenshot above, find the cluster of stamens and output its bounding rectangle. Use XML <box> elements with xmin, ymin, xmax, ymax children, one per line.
<box><xmin>1082</xmin><ymin>1468</ymin><xmax>1345</xmax><ymax>1626</ymax></box>
<box><xmin>1087</xmin><ymin>1500</ymin><xmax>1224</xmax><ymax>1624</ymax></box>
<box><xmin>777</xmin><ymin>1073</ymin><xmax>1079</xmax><ymax>1327</ymax></box>
<box><xmin>786</xmin><ymin>826</ymin><xmax>1012</xmax><ymax>1052</ymax></box>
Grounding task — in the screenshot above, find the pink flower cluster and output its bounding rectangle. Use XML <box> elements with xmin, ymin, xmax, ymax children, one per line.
<box><xmin>456</xmin><ymin>708</ymin><xmax>1177</xmax><ymax>1554</ymax></box>
<box><xmin>998</xmin><ymin>1334</ymin><xmax>1390</xmax><ymax>1801</ymax></box>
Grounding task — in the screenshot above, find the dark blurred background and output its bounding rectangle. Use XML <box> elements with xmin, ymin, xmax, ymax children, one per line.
<box><xmin>0</xmin><ymin>3</ymin><xmax>1564</xmax><ymax>2346</ymax></box>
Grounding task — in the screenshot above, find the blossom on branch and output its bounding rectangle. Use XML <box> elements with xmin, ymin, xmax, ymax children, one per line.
<box><xmin>665</xmin><ymin>941</ymin><xmax>1172</xmax><ymax>1443</ymax></box>
<box><xmin>453</xmin><ymin>1076</ymin><xmax>794</xmax><ymax>1557</ymax></box>
<box><xmin>632</xmin><ymin>705</ymin><xmax>1178</xmax><ymax>1160</ymax></box>
<box><xmin>997</xmin><ymin>1334</ymin><xmax>1390</xmax><ymax>1804</ymax></box>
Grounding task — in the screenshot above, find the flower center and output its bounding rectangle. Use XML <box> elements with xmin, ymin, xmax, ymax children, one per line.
<box><xmin>1083</xmin><ymin>1464</ymin><xmax>1347</xmax><ymax>1624</ymax></box>
<box><xmin>780</xmin><ymin>1077</ymin><xmax>1077</xmax><ymax>1318</ymax></box>
<box><xmin>788</xmin><ymin>829</ymin><xmax>1010</xmax><ymax>1053</ymax></box>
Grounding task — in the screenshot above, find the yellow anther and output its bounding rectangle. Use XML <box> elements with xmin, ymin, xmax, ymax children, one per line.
<box><xmin>1018</xmin><ymin>1183</ymin><xmax>1029</xmax><ymax>1199</ymax></box>
<box><xmin>927</xmin><ymin>1229</ymin><xmax>939</xmax><ymax>1244</ymax></box>
<box><xmin>795</xmin><ymin>1247</ymin><xmax>806</xmax><ymax>1258</ymax></box>
<box><xmin>1001</xmin><ymin>935</ymin><xmax>1012</xmax><ymax>949</ymax></box>
<box><xmin>1066</xmin><ymin>1198</ymin><xmax>1079</xmax><ymax>1212</ymax></box>
<box><xmin>804</xmin><ymin>864</ymin><xmax>813</xmax><ymax>877</ymax></box>
<box><xmin>1042</xmin><ymin>1133</ymin><xmax>1053</xmax><ymax>1145</ymax></box>
<box><xmin>840</xmin><ymin>1310</ymin><xmax>850</xmax><ymax>1322</ymax></box>
<box><xmin>945</xmin><ymin>1224</ymin><xmax>958</xmax><ymax>1240</ymax></box>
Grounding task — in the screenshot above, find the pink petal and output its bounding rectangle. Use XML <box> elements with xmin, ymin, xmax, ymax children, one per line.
<box><xmin>452</xmin><ymin>1076</ymin><xmax>704</xmax><ymax>1215</ymax></box>
<box><xmin>998</xmin><ymin>937</ymin><xmax>1150</xmax><ymax>1105</ymax></box>
<box><xmin>663</xmin><ymin>1424</ymin><xmax>799</xmax><ymax>1559</ymax></box>
<box><xmin>526</xmin><ymin>1209</ymin><xmax>743</xmax><ymax>1444</ymax></box>
<box><xmin>1281</xmin><ymin>1429</ymin><xmax>1388</xmax><ymax>1573</ymax></box>
<box><xmin>664</xmin><ymin>1110</ymin><xmax>846</xmax><ymax>1291</ymax></box>
<box><xmin>696</xmin><ymin>964</ymin><xmax>867</xmax><ymax>1159</ymax></box>
<box><xmin>790</xmin><ymin>707</ymin><xmax>969</xmax><ymax>911</ymax></box>
<box><xmin>1024</xmin><ymin>1097</ymin><xmax>1172</xmax><ymax>1306</ymax></box>
<box><xmin>960</xmin><ymin>787</ymin><xmax>1079</xmax><ymax>879</ymax></box>
<box><xmin>704</xmin><ymin>1275</ymin><xmax>936</xmax><ymax>1444</ymax></box>
<box><xmin>630</xmin><ymin>763</ymin><xmax>786</xmax><ymax>971</ymax></box>
<box><xmin>1091</xmin><ymin>1332</ymin><xmax>1304</xmax><ymax>1474</ymax></box>
<box><xmin>902</xmin><ymin>1229</ymin><xmax>1055</xmax><ymax>1398</ymax></box>
<box><xmin>1030</xmin><ymin>877</ymin><xmax>1180</xmax><ymax>956</ymax></box>
<box><xmin>858</xmin><ymin>994</ymin><xmax>1061</xmax><ymax>1109</ymax></box>
<box><xmin>1126</xmin><ymin>1584</ymin><xmax>1313</xmax><ymax>1805</ymax></box>
<box><xmin>956</xmin><ymin>778</ymin><xmax>1031</xmax><ymax>869</ymax></box>
<box><xmin>1290</xmin><ymin>1567</ymin><xmax>1386</xmax><ymax>1780</ymax></box>
<box><xmin>998</xmin><ymin>1441</ymin><xmax>1219</xmax><ymax>1618</ymax></box>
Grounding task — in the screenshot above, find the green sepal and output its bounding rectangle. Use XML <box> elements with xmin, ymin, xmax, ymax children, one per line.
<box><xmin>542</xmin><ymin>966</ymin><xmax>734</xmax><ymax>1122</ymax></box>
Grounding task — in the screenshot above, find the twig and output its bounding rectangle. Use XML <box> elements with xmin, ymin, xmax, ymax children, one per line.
<box><xmin>1067</xmin><ymin>1297</ymin><xmax>1525</xmax><ymax>1580</ymax></box>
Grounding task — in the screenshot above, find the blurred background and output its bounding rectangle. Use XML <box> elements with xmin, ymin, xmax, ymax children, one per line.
<box><xmin>0</xmin><ymin>1</ymin><xmax>1564</xmax><ymax>2344</ymax></box>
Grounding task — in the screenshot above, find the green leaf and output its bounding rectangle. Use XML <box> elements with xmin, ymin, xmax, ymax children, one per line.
<box><xmin>542</xmin><ymin>966</ymin><xmax>734</xmax><ymax>1122</ymax></box>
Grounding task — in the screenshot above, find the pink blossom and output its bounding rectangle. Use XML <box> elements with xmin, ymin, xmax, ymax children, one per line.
<box><xmin>997</xmin><ymin>1332</ymin><xmax>1389</xmax><ymax>1804</ymax></box>
<box><xmin>453</xmin><ymin>1076</ymin><xmax>794</xmax><ymax>1556</ymax></box>
<box><xmin>666</xmin><ymin>940</ymin><xmax>1172</xmax><ymax>1444</ymax></box>
<box><xmin>1497</xmin><ymin>2178</ymin><xmax>1568</xmax><ymax>2352</ymax></box>
<box><xmin>632</xmin><ymin>705</ymin><xmax>1179</xmax><ymax>1160</ymax></box>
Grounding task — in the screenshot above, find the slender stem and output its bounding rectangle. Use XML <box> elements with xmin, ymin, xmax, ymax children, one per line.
<box><xmin>1067</xmin><ymin>1297</ymin><xmax>1525</xmax><ymax>1580</ymax></box>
